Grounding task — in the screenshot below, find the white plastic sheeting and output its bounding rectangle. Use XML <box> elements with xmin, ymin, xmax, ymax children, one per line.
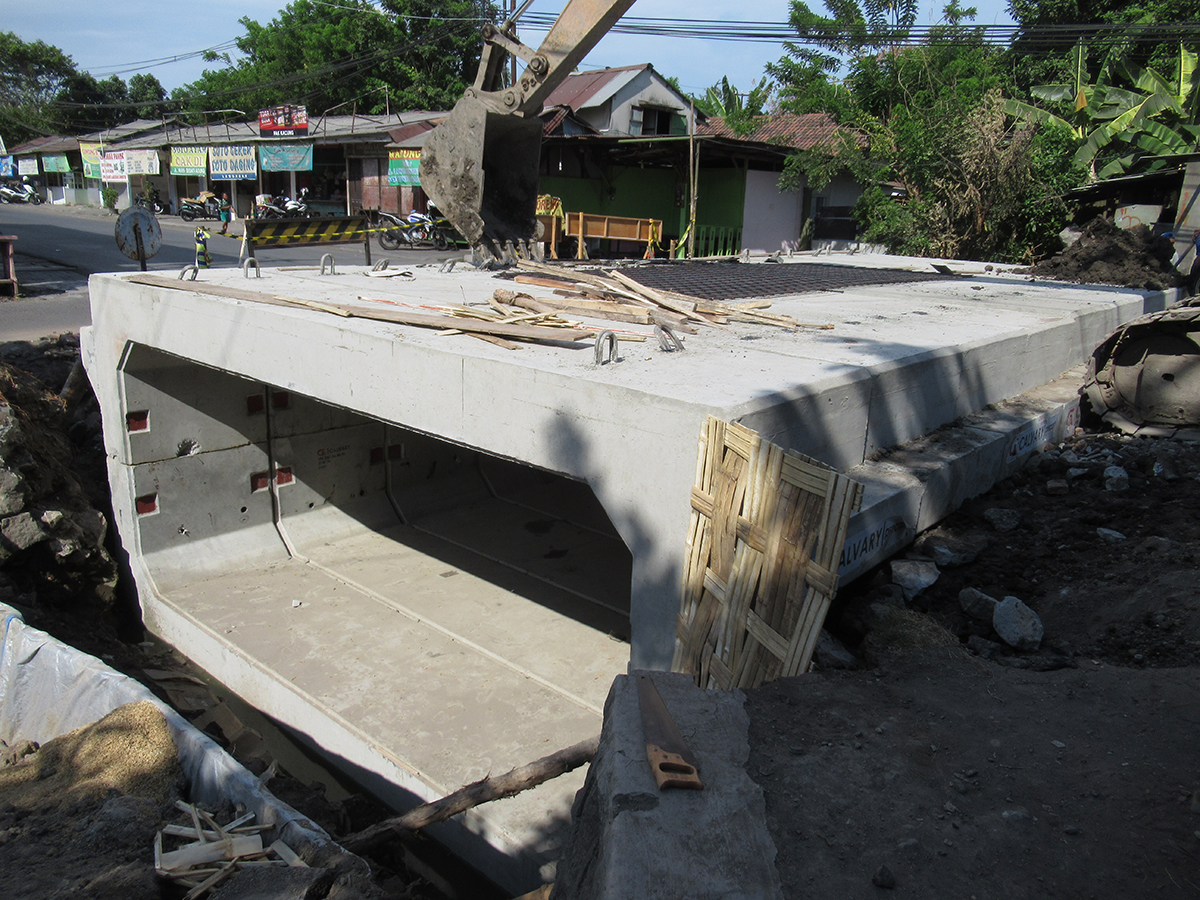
<box><xmin>0</xmin><ymin>603</ymin><xmax>342</xmax><ymax>860</ymax></box>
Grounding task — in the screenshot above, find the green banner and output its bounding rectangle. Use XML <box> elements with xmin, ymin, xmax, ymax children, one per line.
<box><xmin>79</xmin><ymin>142</ymin><xmax>102</xmax><ymax>179</ymax></box>
<box><xmin>42</xmin><ymin>154</ymin><xmax>70</xmax><ymax>173</ymax></box>
<box><xmin>171</xmin><ymin>145</ymin><xmax>207</xmax><ymax>176</ymax></box>
<box><xmin>387</xmin><ymin>149</ymin><xmax>421</xmax><ymax>186</ymax></box>
<box><xmin>260</xmin><ymin>143</ymin><xmax>313</xmax><ymax>172</ymax></box>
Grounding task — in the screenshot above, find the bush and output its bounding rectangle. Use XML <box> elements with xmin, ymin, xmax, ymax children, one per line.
<box><xmin>101</xmin><ymin>186</ymin><xmax>118</xmax><ymax>209</ymax></box>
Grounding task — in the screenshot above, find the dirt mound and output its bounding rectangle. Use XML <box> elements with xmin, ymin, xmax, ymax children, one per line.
<box><xmin>1024</xmin><ymin>216</ymin><xmax>1185</xmax><ymax>291</ymax></box>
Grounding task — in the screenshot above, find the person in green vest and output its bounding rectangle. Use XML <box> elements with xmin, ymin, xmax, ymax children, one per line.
<box><xmin>218</xmin><ymin>193</ymin><xmax>232</xmax><ymax>235</ymax></box>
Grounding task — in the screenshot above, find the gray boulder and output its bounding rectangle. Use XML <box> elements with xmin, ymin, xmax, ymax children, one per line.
<box><xmin>993</xmin><ymin>596</ymin><xmax>1043</xmax><ymax>651</ymax></box>
<box><xmin>983</xmin><ymin>508</ymin><xmax>1021</xmax><ymax>533</ymax></box>
<box><xmin>959</xmin><ymin>587</ymin><xmax>999</xmax><ymax>622</ymax></box>
<box><xmin>814</xmin><ymin>629</ymin><xmax>860</xmax><ymax>670</ymax></box>
<box><xmin>891</xmin><ymin>559</ymin><xmax>940</xmax><ymax>602</ymax></box>
<box><xmin>1103</xmin><ymin>465</ymin><xmax>1129</xmax><ymax>491</ymax></box>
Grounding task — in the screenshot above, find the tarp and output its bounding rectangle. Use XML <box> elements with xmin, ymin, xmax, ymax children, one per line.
<box><xmin>260</xmin><ymin>143</ymin><xmax>313</xmax><ymax>172</ymax></box>
<box><xmin>79</xmin><ymin>142</ymin><xmax>103</xmax><ymax>179</ymax></box>
<box><xmin>0</xmin><ymin>603</ymin><xmax>348</xmax><ymax>862</ymax></box>
<box><xmin>209</xmin><ymin>144</ymin><xmax>258</xmax><ymax>180</ymax></box>
<box><xmin>171</xmin><ymin>145</ymin><xmax>207</xmax><ymax>176</ymax></box>
<box><xmin>387</xmin><ymin>148</ymin><xmax>420</xmax><ymax>186</ymax></box>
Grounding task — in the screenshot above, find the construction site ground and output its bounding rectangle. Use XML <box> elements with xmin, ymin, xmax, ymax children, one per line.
<box><xmin>1</xmin><ymin>250</ymin><xmax>1198</xmax><ymax>896</ymax></box>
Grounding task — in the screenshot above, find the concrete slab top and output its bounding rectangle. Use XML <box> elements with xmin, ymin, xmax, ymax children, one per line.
<box><xmin>95</xmin><ymin>258</ymin><xmax>1155</xmax><ymax>414</ymax></box>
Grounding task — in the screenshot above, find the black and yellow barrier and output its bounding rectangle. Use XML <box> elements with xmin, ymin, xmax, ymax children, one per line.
<box><xmin>244</xmin><ymin>216</ymin><xmax>372</xmax><ymax>265</ymax></box>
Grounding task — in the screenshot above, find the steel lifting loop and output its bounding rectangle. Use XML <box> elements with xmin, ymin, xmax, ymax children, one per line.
<box><xmin>371</xmin><ymin>259</ymin><xmax>389</xmax><ymax>271</ymax></box>
<box><xmin>241</xmin><ymin>258</ymin><xmax>261</xmax><ymax>278</ymax></box>
<box><xmin>319</xmin><ymin>254</ymin><xmax>336</xmax><ymax>276</ymax></box>
<box><xmin>655</xmin><ymin>323</ymin><xmax>685</xmax><ymax>352</ymax></box>
<box><xmin>178</xmin><ymin>265</ymin><xmax>199</xmax><ymax>281</ymax></box>
<box><xmin>594</xmin><ymin>330</ymin><xmax>619</xmax><ymax>365</ymax></box>
<box><xmin>439</xmin><ymin>259</ymin><xmax>457</xmax><ymax>274</ymax></box>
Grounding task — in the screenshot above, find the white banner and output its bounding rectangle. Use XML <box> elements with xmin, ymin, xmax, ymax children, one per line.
<box><xmin>124</xmin><ymin>149</ymin><xmax>161</xmax><ymax>175</ymax></box>
<box><xmin>209</xmin><ymin>145</ymin><xmax>257</xmax><ymax>180</ymax></box>
<box><xmin>100</xmin><ymin>151</ymin><xmax>128</xmax><ymax>183</ymax></box>
<box><xmin>17</xmin><ymin>158</ymin><xmax>39</xmax><ymax>177</ymax></box>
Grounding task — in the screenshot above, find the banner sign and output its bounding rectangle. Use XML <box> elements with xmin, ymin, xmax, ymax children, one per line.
<box><xmin>42</xmin><ymin>154</ymin><xmax>71</xmax><ymax>174</ymax></box>
<box><xmin>17</xmin><ymin>158</ymin><xmax>39</xmax><ymax>177</ymax></box>
<box><xmin>0</xmin><ymin>157</ymin><xmax>12</xmax><ymax>178</ymax></box>
<box><xmin>258</xmin><ymin>105</ymin><xmax>308</xmax><ymax>138</ymax></box>
<box><xmin>0</xmin><ymin>136</ymin><xmax>6</xmax><ymax>156</ymax></box>
<box><xmin>260</xmin><ymin>143</ymin><xmax>313</xmax><ymax>172</ymax></box>
<box><xmin>79</xmin><ymin>142</ymin><xmax>103</xmax><ymax>179</ymax></box>
<box><xmin>170</xmin><ymin>145</ymin><xmax>207</xmax><ymax>176</ymax></box>
<box><xmin>209</xmin><ymin>144</ymin><xmax>257</xmax><ymax>179</ymax></box>
<box><xmin>99</xmin><ymin>151</ymin><xmax>128</xmax><ymax>183</ymax></box>
<box><xmin>124</xmin><ymin>149</ymin><xmax>160</xmax><ymax>175</ymax></box>
<box><xmin>387</xmin><ymin>148</ymin><xmax>421</xmax><ymax>186</ymax></box>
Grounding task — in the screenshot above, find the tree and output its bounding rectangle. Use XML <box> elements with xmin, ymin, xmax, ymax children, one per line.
<box><xmin>176</xmin><ymin>0</ymin><xmax>496</xmax><ymax>118</ymax></box>
<box><xmin>0</xmin><ymin>32</ymin><xmax>77</xmax><ymax>144</ymax></box>
<box><xmin>129</xmin><ymin>74</ymin><xmax>168</xmax><ymax>119</ymax></box>
<box><xmin>694</xmin><ymin>76</ymin><xmax>774</xmax><ymax>136</ymax></box>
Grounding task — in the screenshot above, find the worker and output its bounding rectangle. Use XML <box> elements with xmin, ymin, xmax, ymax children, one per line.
<box><xmin>194</xmin><ymin>226</ymin><xmax>212</xmax><ymax>268</ymax></box>
<box><xmin>218</xmin><ymin>193</ymin><xmax>232</xmax><ymax>235</ymax></box>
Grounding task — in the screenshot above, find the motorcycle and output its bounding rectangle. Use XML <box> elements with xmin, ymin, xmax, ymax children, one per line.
<box><xmin>179</xmin><ymin>192</ymin><xmax>220</xmax><ymax>222</ymax></box>
<box><xmin>0</xmin><ymin>181</ymin><xmax>43</xmax><ymax>205</ymax></box>
<box><xmin>282</xmin><ymin>188</ymin><xmax>312</xmax><ymax>218</ymax></box>
<box><xmin>254</xmin><ymin>194</ymin><xmax>290</xmax><ymax>219</ymax></box>
<box><xmin>134</xmin><ymin>187</ymin><xmax>167</xmax><ymax>215</ymax></box>
<box><xmin>377</xmin><ymin>209</ymin><xmax>450</xmax><ymax>251</ymax></box>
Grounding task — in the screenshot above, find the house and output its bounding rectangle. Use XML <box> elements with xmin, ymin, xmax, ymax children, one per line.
<box><xmin>541</xmin><ymin>64</ymin><xmax>698</xmax><ymax>137</ymax></box>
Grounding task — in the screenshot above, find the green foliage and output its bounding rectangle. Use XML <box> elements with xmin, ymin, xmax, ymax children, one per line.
<box><xmin>129</xmin><ymin>74</ymin><xmax>167</xmax><ymax>119</ymax></box>
<box><xmin>695</xmin><ymin>76</ymin><xmax>774</xmax><ymax>136</ymax></box>
<box><xmin>0</xmin><ymin>31</ymin><xmax>77</xmax><ymax>143</ymax></box>
<box><xmin>176</xmin><ymin>0</ymin><xmax>496</xmax><ymax>118</ymax></box>
<box><xmin>101</xmin><ymin>186</ymin><xmax>118</xmax><ymax>209</ymax></box>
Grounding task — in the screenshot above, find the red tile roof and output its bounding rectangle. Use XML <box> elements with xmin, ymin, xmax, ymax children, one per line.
<box><xmin>698</xmin><ymin>113</ymin><xmax>864</xmax><ymax>150</ymax></box>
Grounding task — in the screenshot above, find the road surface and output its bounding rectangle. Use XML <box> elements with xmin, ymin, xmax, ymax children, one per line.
<box><xmin>0</xmin><ymin>203</ymin><xmax>462</xmax><ymax>341</ymax></box>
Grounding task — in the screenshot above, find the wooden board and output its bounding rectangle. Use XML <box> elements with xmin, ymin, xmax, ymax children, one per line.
<box><xmin>122</xmin><ymin>275</ymin><xmax>592</xmax><ymax>343</ymax></box>
<box><xmin>672</xmin><ymin>416</ymin><xmax>863</xmax><ymax>689</ymax></box>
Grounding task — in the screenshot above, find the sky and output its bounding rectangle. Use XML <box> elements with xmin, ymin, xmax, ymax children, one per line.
<box><xmin>9</xmin><ymin>0</ymin><xmax>1017</xmax><ymax>102</ymax></box>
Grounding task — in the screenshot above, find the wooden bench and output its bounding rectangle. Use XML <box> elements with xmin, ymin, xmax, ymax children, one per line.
<box><xmin>564</xmin><ymin>213</ymin><xmax>662</xmax><ymax>259</ymax></box>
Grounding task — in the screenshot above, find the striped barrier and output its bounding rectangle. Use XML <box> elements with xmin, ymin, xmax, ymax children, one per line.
<box><xmin>244</xmin><ymin>216</ymin><xmax>372</xmax><ymax>265</ymax></box>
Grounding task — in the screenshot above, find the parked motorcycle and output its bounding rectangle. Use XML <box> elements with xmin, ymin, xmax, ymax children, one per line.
<box><xmin>179</xmin><ymin>192</ymin><xmax>220</xmax><ymax>221</ymax></box>
<box><xmin>377</xmin><ymin>208</ymin><xmax>450</xmax><ymax>250</ymax></box>
<box><xmin>134</xmin><ymin>187</ymin><xmax>167</xmax><ymax>215</ymax></box>
<box><xmin>282</xmin><ymin>188</ymin><xmax>312</xmax><ymax>218</ymax></box>
<box><xmin>254</xmin><ymin>194</ymin><xmax>290</xmax><ymax>219</ymax></box>
<box><xmin>0</xmin><ymin>181</ymin><xmax>43</xmax><ymax>205</ymax></box>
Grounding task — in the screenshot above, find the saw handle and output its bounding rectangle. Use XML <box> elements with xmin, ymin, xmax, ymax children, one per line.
<box><xmin>646</xmin><ymin>743</ymin><xmax>704</xmax><ymax>790</ymax></box>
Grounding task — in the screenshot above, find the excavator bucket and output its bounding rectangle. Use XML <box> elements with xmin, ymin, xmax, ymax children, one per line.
<box><xmin>419</xmin><ymin>96</ymin><xmax>543</xmax><ymax>248</ymax></box>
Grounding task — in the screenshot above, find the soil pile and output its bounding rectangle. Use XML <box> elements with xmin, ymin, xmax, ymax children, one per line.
<box><xmin>0</xmin><ymin>701</ymin><xmax>184</xmax><ymax>900</ymax></box>
<box><xmin>1024</xmin><ymin>217</ymin><xmax>1185</xmax><ymax>291</ymax></box>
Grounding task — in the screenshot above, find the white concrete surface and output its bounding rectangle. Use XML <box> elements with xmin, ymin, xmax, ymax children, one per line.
<box><xmin>79</xmin><ymin>255</ymin><xmax>1177</xmax><ymax>892</ymax></box>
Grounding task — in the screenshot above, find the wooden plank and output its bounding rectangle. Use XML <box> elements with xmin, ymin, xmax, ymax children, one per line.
<box><xmin>159</xmin><ymin>835</ymin><xmax>264</xmax><ymax>872</ymax></box>
<box><xmin>269</xmin><ymin>839</ymin><xmax>309</xmax><ymax>867</ymax></box>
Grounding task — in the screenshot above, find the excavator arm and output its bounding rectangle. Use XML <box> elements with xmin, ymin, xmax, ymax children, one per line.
<box><xmin>419</xmin><ymin>0</ymin><xmax>639</xmax><ymax>248</ymax></box>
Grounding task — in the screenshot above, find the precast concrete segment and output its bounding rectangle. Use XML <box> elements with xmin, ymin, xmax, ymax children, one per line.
<box><xmin>81</xmin><ymin>258</ymin><xmax>1177</xmax><ymax>892</ymax></box>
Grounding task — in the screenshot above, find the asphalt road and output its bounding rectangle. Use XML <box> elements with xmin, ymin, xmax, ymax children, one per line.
<box><xmin>0</xmin><ymin>203</ymin><xmax>463</xmax><ymax>341</ymax></box>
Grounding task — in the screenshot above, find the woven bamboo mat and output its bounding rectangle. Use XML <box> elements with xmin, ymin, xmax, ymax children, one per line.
<box><xmin>672</xmin><ymin>416</ymin><xmax>863</xmax><ymax>689</ymax></box>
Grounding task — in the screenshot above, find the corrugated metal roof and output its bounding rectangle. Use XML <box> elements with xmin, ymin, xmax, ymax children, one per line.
<box><xmin>544</xmin><ymin>65</ymin><xmax>648</xmax><ymax>112</ymax></box>
<box><xmin>8</xmin><ymin>135</ymin><xmax>78</xmax><ymax>156</ymax></box>
<box><xmin>698</xmin><ymin>113</ymin><xmax>863</xmax><ymax>150</ymax></box>
<box><xmin>110</xmin><ymin>113</ymin><xmax>446</xmax><ymax>149</ymax></box>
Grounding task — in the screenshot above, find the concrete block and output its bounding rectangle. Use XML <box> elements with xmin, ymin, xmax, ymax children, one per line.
<box><xmin>554</xmin><ymin>673</ymin><xmax>782</xmax><ymax>900</ymax></box>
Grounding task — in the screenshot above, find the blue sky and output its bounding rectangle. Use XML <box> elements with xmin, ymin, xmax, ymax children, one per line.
<box><xmin>10</xmin><ymin>0</ymin><xmax>1016</xmax><ymax>101</ymax></box>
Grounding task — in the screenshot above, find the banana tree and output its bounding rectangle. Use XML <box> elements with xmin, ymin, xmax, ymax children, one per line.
<box><xmin>1004</xmin><ymin>43</ymin><xmax>1200</xmax><ymax>178</ymax></box>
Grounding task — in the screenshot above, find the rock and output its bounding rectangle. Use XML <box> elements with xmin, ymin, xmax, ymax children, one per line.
<box><xmin>0</xmin><ymin>512</ymin><xmax>47</xmax><ymax>554</ymax></box>
<box><xmin>1096</xmin><ymin>527</ymin><xmax>1126</xmax><ymax>543</ymax></box>
<box><xmin>814</xmin><ymin>629</ymin><xmax>859</xmax><ymax>670</ymax></box>
<box><xmin>0</xmin><ymin>468</ymin><xmax>26</xmax><ymax>516</ymax></box>
<box><xmin>959</xmin><ymin>588</ymin><xmax>999</xmax><ymax>622</ymax></box>
<box><xmin>967</xmin><ymin>635</ymin><xmax>1004</xmax><ymax>659</ymax></box>
<box><xmin>1152</xmin><ymin>457</ymin><xmax>1179</xmax><ymax>480</ymax></box>
<box><xmin>872</xmin><ymin>865</ymin><xmax>897</xmax><ymax>889</ymax></box>
<box><xmin>1066</xmin><ymin>467</ymin><xmax>1088</xmax><ymax>479</ymax></box>
<box><xmin>891</xmin><ymin>559</ymin><xmax>940</xmax><ymax>602</ymax></box>
<box><xmin>913</xmin><ymin>531</ymin><xmax>987</xmax><ymax>567</ymax></box>
<box><xmin>983</xmin><ymin>508</ymin><xmax>1021</xmax><ymax>533</ymax></box>
<box><xmin>993</xmin><ymin>596</ymin><xmax>1044</xmax><ymax>651</ymax></box>
<box><xmin>1140</xmin><ymin>535</ymin><xmax>1173</xmax><ymax>554</ymax></box>
<box><xmin>209</xmin><ymin>865</ymin><xmax>333</xmax><ymax>900</ymax></box>
<box><xmin>1045</xmin><ymin>479</ymin><xmax>1069</xmax><ymax>495</ymax></box>
<box><xmin>1103</xmin><ymin>465</ymin><xmax>1129</xmax><ymax>491</ymax></box>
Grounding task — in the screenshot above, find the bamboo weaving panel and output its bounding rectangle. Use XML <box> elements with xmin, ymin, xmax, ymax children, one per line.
<box><xmin>672</xmin><ymin>416</ymin><xmax>864</xmax><ymax>690</ymax></box>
